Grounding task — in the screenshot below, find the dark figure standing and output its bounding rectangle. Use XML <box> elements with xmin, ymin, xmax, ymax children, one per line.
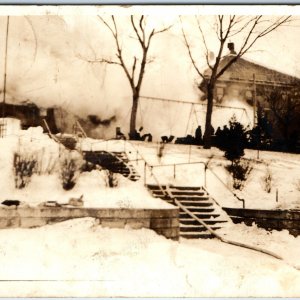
<box><xmin>195</xmin><ymin>126</ymin><xmax>203</xmax><ymax>145</ymax></box>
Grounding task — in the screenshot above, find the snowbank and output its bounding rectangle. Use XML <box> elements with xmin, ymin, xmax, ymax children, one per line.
<box><xmin>0</xmin><ymin>218</ymin><xmax>298</xmax><ymax>297</ymax></box>
<box><xmin>0</xmin><ymin>129</ymin><xmax>171</xmax><ymax>209</ymax></box>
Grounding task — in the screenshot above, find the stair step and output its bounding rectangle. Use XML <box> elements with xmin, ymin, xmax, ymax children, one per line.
<box><xmin>152</xmin><ymin>195</ymin><xmax>172</xmax><ymax>200</ymax></box>
<box><xmin>152</xmin><ymin>195</ymin><xmax>211</xmax><ymax>203</ymax></box>
<box><xmin>180</xmin><ymin>217</ymin><xmax>221</xmax><ymax>225</ymax></box>
<box><xmin>147</xmin><ymin>184</ymin><xmax>168</xmax><ymax>190</ymax></box>
<box><xmin>147</xmin><ymin>184</ymin><xmax>202</xmax><ymax>191</ymax></box>
<box><xmin>146</xmin><ymin>184</ymin><xmax>230</xmax><ymax>239</ymax></box>
<box><xmin>169</xmin><ymin>186</ymin><xmax>202</xmax><ymax>191</ymax></box>
<box><xmin>180</xmin><ymin>218</ymin><xmax>228</xmax><ymax>226</ymax></box>
<box><xmin>180</xmin><ymin>208</ymin><xmax>215</xmax><ymax>215</ymax></box>
<box><xmin>83</xmin><ymin>151</ymin><xmax>140</xmax><ymax>182</ymax></box>
<box><xmin>176</xmin><ymin>200</ymin><xmax>210</xmax><ymax>206</ymax></box>
<box><xmin>156</xmin><ymin>195</ymin><xmax>209</xmax><ymax>201</ymax></box>
<box><xmin>181</xmin><ymin>204</ymin><xmax>213</xmax><ymax>210</ymax></box>
<box><xmin>181</xmin><ymin>233</ymin><xmax>214</xmax><ymax>239</ymax></box>
<box><xmin>171</xmin><ymin>191</ymin><xmax>206</xmax><ymax>196</ymax></box>
<box><xmin>180</xmin><ymin>225</ymin><xmax>222</xmax><ymax>232</ymax></box>
<box><xmin>180</xmin><ymin>213</ymin><xmax>220</xmax><ymax>219</ymax></box>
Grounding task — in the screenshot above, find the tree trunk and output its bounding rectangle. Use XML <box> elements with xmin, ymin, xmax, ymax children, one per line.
<box><xmin>129</xmin><ymin>92</ymin><xmax>139</xmax><ymax>137</ymax></box>
<box><xmin>203</xmin><ymin>83</ymin><xmax>215</xmax><ymax>149</ymax></box>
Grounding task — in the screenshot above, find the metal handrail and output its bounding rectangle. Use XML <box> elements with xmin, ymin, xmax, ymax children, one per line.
<box><xmin>126</xmin><ymin>140</ymin><xmax>245</xmax><ymax>209</ymax></box>
<box><xmin>126</xmin><ymin>141</ymin><xmax>169</xmax><ymax>198</ymax></box>
<box><xmin>201</xmin><ymin>185</ymin><xmax>222</xmax><ymax>208</ymax></box>
<box><xmin>207</xmin><ymin>167</ymin><xmax>245</xmax><ymax>209</ymax></box>
<box><xmin>42</xmin><ymin>119</ymin><xmax>61</xmax><ymax>144</ymax></box>
<box><xmin>75</xmin><ymin>120</ymin><xmax>87</xmax><ymax>138</ymax></box>
<box><xmin>166</xmin><ymin>184</ymin><xmax>283</xmax><ymax>262</ymax></box>
<box><xmin>149</xmin><ymin>161</ymin><xmax>207</xmax><ymax>188</ymax></box>
<box><xmin>150</xmin><ymin>161</ymin><xmax>206</xmax><ymax>168</ymax></box>
<box><xmin>124</xmin><ymin>140</ymin><xmax>246</xmax><ymax>208</ymax></box>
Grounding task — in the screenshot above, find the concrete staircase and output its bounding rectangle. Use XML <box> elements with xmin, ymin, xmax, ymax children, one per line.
<box><xmin>56</xmin><ymin>135</ymin><xmax>78</xmax><ymax>150</ymax></box>
<box><xmin>83</xmin><ymin>150</ymin><xmax>141</xmax><ymax>182</ymax></box>
<box><xmin>147</xmin><ymin>184</ymin><xmax>230</xmax><ymax>239</ymax></box>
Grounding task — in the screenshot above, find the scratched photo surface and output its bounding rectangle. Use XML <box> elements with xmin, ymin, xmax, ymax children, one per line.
<box><xmin>0</xmin><ymin>5</ymin><xmax>299</xmax><ymax>297</ymax></box>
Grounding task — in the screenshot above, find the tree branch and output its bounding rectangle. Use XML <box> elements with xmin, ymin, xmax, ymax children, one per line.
<box><xmin>77</xmin><ymin>54</ymin><xmax>121</xmax><ymax>66</ymax></box>
<box><xmin>195</xmin><ymin>16</ymin><xmax>213</xmax><ymax>70</ymax></box>
<box><xmin>131</xmin><ymin>16</ymin><xmax>144</xmax><ymax>49</ymax></box>
<box><xmin>179</xmin><ymin>16</ymin><xmax>206</xmax><ymax>81</ymax></box>
<box><xmin>98</xmin><ymin>15</ymin><xmax>135</xmax><ymax>89</ymax></box>
<box><xmin>216</xmin><ymin>16</ymin><xmax>291</xmax><ymax>79</ymax></box>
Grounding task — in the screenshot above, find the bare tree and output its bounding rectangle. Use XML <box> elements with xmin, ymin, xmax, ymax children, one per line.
<box><xmin>85</xmin><ymin>15</ymin><xmax>171</xmax><ymax>139</ymax></box>
<box><xmin>266</xmin><ymin>87</ymin><xmax>300</xmax><ymax>147</ymax></box>
<box><xmin>180</xmin><ymin>15</ymin><xmax>291</xmax><ymax>149</ymax></box>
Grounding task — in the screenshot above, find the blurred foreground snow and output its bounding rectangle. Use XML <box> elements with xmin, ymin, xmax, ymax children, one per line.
<box><xmin>0</xmin><ymin>218</ymin><xmax>298</xmax><ymax>297</ymax></box>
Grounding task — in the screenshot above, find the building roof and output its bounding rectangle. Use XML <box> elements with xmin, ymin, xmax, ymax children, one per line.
<box><xmin>203</xmin><ymin>55</ymin><xmax>300</xmax><ymax>87</ymax></box>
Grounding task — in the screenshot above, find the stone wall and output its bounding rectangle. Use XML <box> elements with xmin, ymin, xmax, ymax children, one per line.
<box><xmin>0</xmin><ymin>206</ymin><xmax>180</xmax><ymax>240</ymax></box>
<box><xmin>223</xmin><ymin>207</ymin><xmax>300</xmax><ymax>237</ymax></box>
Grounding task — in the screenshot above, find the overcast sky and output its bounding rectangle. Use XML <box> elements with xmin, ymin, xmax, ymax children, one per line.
<box><xmin>0</xmin><ymin>6</ymin><xmax>299</xmax><ymax>137</ymax></box>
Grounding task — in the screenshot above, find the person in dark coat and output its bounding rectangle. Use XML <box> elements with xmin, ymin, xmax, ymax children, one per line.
<box><xmin>195</xmin><ymin>126</ymin><xmax>203</xmax><ymax>145</ymax></box>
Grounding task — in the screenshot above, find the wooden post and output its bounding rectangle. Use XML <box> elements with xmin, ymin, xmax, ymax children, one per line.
<box><xmin>144</xmin><ymin>162</ymin><xmax>147</xmax><ymax>186</ymax></box>
<box><xmin>204</xmin><ymin>165</ymin><xmax>207</xmax><ymax>188</ymax></box>
<box><xmin>253</xmin><ymin>73</ymin><xmax>257</xmax><ymax>126</ymax></box>
<box><xmin>173</xmin><ymin>164</ymin><xmax>176</xmax><ymax>180</ymax></box>
<box><xmin>253</xmin><ymin>73</ymin><xmax>260</xmax><ymax>160</ymax></box>
<box><xmin>276</xmin><ymin>188</ymin><xmax>279</xmax><ymax>203</ymax></box>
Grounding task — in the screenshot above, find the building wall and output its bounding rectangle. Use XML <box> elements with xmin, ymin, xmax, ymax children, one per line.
<box><xmin>0</xmin><ymin>118</ymin><xmax>21</xmax><ymax>137</ymax></box>
<box><xmin>0</xmin><ymin>103</ymin><xmax>59</xmax><ymax>134</ymax></box>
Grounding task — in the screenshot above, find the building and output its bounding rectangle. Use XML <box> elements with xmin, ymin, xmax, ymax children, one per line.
<box><xmin>0</xmin><ymin>101</ymin><xmax>59</xmax><ymax>136</ymax></box>
<box><xmin>199</xmin><ymin>43</ymin><xmax>300</xmax><ymax>151</ymax></box>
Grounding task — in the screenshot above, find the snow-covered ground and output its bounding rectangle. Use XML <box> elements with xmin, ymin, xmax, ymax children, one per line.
<box><xmin>130</xmin><ymin>141</ymin><xmax>300</xmax><ymax>210</ymax></box>
<box><xmin>0</xmin><ymin>127</ymin><xmax>171</xmax><ymax>209</ymax></box>
<box><xmin>0</xmin><ymin>218</ymin><xmax>299</xmax><ymax>297</ymax></box>
<box><xmin>0</xmin><ymin>122</ymin><xmax>300</xmax><ymax>297</ymax></box>
<box><xmin>1</xmin><ymin>124</ymin><xmax>298</xmax><ymax>210</ymax></box>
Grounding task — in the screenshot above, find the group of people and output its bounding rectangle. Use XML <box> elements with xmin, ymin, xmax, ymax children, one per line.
<box><xmin>174</xmin><ymin>125</ymin><xmax>211</xmax><ymax>146</ymax></box>
<box><xmin>116</xmin><ymin>125</ymin><xmax>221</xmax><ymax>147</ymax></box>
<box><xmin>116</xmin><ymin>126</ymin><xmax>153</xmax><ymax>142</ymax></box>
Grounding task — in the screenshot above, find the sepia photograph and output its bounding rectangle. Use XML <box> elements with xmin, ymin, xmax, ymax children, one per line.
<box><xmin>0</xmin><ymin>5</ymin><xmax>299</xmax><ymax>297</ymax></box>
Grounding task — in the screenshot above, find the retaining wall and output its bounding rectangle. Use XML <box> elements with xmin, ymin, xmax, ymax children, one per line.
<box><xmin>223</xmin><ymin>207</ymin><xmax>300</xmax><ymax>237</ymax></box>
<box><xmin>0</xmin><ymin>206</ymin><xmax>180</xmax><ymax>240</ymax></box>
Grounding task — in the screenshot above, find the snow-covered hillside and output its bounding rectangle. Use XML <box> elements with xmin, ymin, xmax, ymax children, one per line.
<box><xmin>0</xmin><ymin>126</ymin><xmax>170</xmax><ymax>209</ymax></box>
<box><xmin>131</xmin><ymin>141</ymin><xmax>300</xmax><ymax>210</ymax></box>
<box><xmin>0</xmin><ymin>123</ymin><xmax>299</xmax><ymax>297</ymax></box>
<box><xmin>0</xmin><ymin>123</ymin><xmax>299</xmax><ymax>210</ymax></box>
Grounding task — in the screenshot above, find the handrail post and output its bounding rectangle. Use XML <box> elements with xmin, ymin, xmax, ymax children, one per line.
<box><xmin>204</xmin><ymin>164</ymin><xmax>207</xmax><ymax>188</ymax></box>
<box><xmin>173</xmin><ymin>164</ymin><xmax>176</xmax><ymax>180</ymax></box>
<box><xmin>144</xmin><ymin>162</ymin><xmax>147</xmax><ymax>186</ymax></box>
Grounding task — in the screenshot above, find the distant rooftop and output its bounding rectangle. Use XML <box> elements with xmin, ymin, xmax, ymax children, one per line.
<box><xmin>203</xmin><ymin>55</ymin><xmax>300</xmax><ymax>87</ymax></box>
